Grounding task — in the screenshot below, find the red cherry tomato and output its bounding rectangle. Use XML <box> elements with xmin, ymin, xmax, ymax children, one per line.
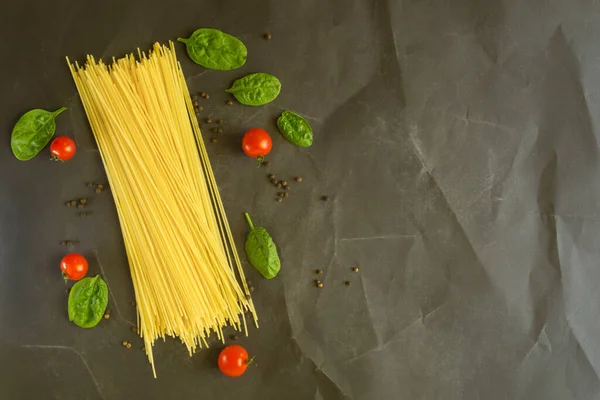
<box><xmin>50</xmin><ymin>136</ymin><xmax>77</xmax><ymax>161</ymax></box>
<box><xmin>242</xmin><ymin>128</ymin><xmax>272</xmax><ymax>159</ymax></box>
<box><xmin>60</xmin><ymin>253</ymin><xmax>88</xmax><ymax>281</ymax></box>
<box><xmin>218</xmin><ymin>345</ymin><xmax>249</xmax><ymax>377</ymax></box>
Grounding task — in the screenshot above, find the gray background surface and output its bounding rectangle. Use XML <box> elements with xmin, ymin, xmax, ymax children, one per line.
<box><xmin>2</xmin><ymin>0</ymin><xmax>600</xmax><ymax>399</ymax></box>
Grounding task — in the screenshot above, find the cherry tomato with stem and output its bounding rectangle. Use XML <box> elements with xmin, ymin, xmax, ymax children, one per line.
<box><xmin>242</xmin><ymin>128</ymin><xmax>272</xmax><ymax>163</ymax></box>
<box><xmin>60</xmin><ymin>253</ymin><xmax>88</xmax><ymax>281</ymax></box>
<box><xmin>218</xmin><ymin>345</ymin><xmax>252</xmax><ymax>377</ymax></box>
<box><xmin>50</xmin><ymin>136</ymin><xmax>77</xmax><ymax>161</ymax></box>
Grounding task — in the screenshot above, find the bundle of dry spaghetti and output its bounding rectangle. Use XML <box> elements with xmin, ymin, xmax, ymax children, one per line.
<box><xmin>67</xmin><ymin>42</ymin><xmax>257</xmax><ymax>377</ymax></box>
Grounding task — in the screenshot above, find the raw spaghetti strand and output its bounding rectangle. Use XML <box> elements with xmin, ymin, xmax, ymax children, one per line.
<box><xmin>67</xmin><ymin>42</ymin><xmax>257</xmax><ymax>377</ymax></box>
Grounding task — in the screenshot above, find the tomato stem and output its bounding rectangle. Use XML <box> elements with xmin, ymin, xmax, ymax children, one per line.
<box><xmin>246</xmin><ymin>356</ymin><xmax>255</xmax><ymax>366</ymax></box>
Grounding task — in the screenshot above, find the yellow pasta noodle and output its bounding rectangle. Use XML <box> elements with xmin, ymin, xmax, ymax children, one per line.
<box><xmin>67</xmin><ymin>42</ymin><xmax>257</xmax><ymax>377</ymax></box>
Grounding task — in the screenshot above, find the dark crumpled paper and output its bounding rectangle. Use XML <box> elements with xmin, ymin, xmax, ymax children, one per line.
<box><xmin>1</xmin><ymin>0</ymin><xmax>600</xmax><ymax>399</ymax></box>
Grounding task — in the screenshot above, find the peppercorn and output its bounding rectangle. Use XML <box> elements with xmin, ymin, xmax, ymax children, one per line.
<box><xmin>276</xmin><ymin>197</ymin><xmax>283</xmax><ymax>203</ymax></box>
<box><xmin>281</xmin><ymin>180</ymin><xmax>288</xmax><ymax>186</ymax></box>
<box><xmin>285</xmin><ymin>185</ymin><xmax>291</xmax><ymax>190</ymax></box>
<box><xmin>352</xmin><ymin>267</ymin><xmax>359</xmax><ymax>272</ymax></box>
<box><xmin>216</xmin><ymin>128</ymin><xmax>223</xmax><ymax>134</ymax></box>
<box><xmin>321</xmin><ymin>196</ymin><xmax>329</xmax><ymax>201</ymax></box>
<box><xmin>316</xmin><ymin>269</ymin><xmax>323</xmax><ymax>274</ymax></box>
<box><xmin>226</xmin><ymin>100</ymin><xmax>233</xmax><ymax>105</ymax></box>
<box><xmin>79</xmin><ymin>198</ymin><xmax>88</xmax><ymax>205</ymax></box>
<box><xmin>276</xmin><ymin>183</ymin><xmax>282</xmax><ymax>188</ymax></box>
<box><xmin>103</xmin><ymin>313</ymin><xmax>110</xmax><ymax>319</ymax></box>
<box><xmin>126</xmin><ymin>343</ymin><xmax>132</xmax><ymax>349</ymax></box>
<box><xmin>230</xmin><ymin>335</ymin><xmax>239</xmax><ymax>341</ymax></box>
<box><xmin>295</xmin><ymin>177</ymin><xmax>303</xmax><ymax>182</ymax></box>
<box><xmin>217</xmin><ymin>119</ymin><xmax>223</xmax><ymax>124</ymax></box>
<box><xmin>211</xmin><ymin>138</ymin><xmax>218</xmax><ymax>143</ymax></box>
<box><xmin>206</xmin><ymin>118</ymin><xmax>212</xmax><ymax>123</ymax></box>
<box><xmin>284</xmin><ymin>192</ymin><xmax>289</xmax><ymax>198</ymax></box>
<box><xmin>70</xmin><ymin>200</ymin><xmax>77</xmax><ymax>206</ymax></box>
<box><xmin>263</xmin><ymin>161</ymin><xmax>271</xmax><ymax>167</ymax></box>
<box><xmin>265</xmin><ymin>33</ymin><xmax>272</xmax><ymax>40</ymax></box>
<box><xmin>345</xmin><ymin>281</ymin><xmax>351</xmax><ymax>286</ymax></box>
<box><xmin>200</xmin><ymin>92</ymin><xmax>207</xmax><ymax>98</ymax></box>
<box><xmin>268</xmin><ymin>174</ymin><xmax>275</xmax><ymax>180</ymax></box>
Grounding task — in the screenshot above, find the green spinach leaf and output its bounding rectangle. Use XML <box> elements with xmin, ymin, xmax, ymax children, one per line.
<box><xmin>244</xmin><ymin>213</ymin><xmax>280</xmax><ymax>279</ymax></box>
<box><xmin>277</xmin><ymin>111</ymin><xmax>313</xmax><ymax>147</ymax></box>
<box><xmin>225</xmin><ymin>73</ymin><xmax>281</xmax><ymax>106</ymax></box>
<box><xmin>178</xmin><ymin>28</ymin><xmax>247</xmax><ymax>70</ymax></box>
<box><xmin>68</xmin><ymin>275</ymin><xmax>109</xmax><ymax>329</ymax></box>
<box><xmin>11</xmin><ymin>107</ymin><xmax>66</xmax><ymax>161</ymax></box>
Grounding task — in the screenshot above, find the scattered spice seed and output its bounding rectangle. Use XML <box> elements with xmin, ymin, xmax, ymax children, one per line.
<box><xmin>352</xmin><ymin>267</ymin><xmax>360</xmax><ymax>272</ymax></box>
<box><xmin>200</xmin><ymin>92</ymin><xmax>207</xmax><ymax>98</ymax></box>
<box><xmin>295</xmin><ymin>177</ymin><xmax>303</xmax><ymax>182</ymax></box>
<box><xmin>315</xmin><ymin>280</ymin><xmax>324</xmax><ymax>288</ymax></box>
<box><xmin>206</xmin><ymin>118</ymin><xmax>212</xmax><ymax>123</ymax></box>
<box><xmin>65</xmin><ymin>201</ymin><xmax>71</xmax><ymax>207</ymax></box>
<box><xmin>97</xmin><ymin>184</ymin><xmax>104</xmax><ymax>190</ymax></box>
<box><xmin>193</xmin><ymin>101</ymin><xmax>199</xmax><ymax>107</ymax></box>
<box><xmin>103</xmin><ymin>313</ymin><xmax>110</xmax><ymax>319</ymax></box>
<box><xmin>70</xmin><ymin>200</ymin><xmax>77</xmax><ymax>207</ymax></box>
<box><xmin>79</xmin><ymin>198</ymin><xmax>88</xmax><ymax>205</ymax></box>
<box><xmin>245</xmin><ymin>294</ymin><xmax>251</xmax><ymax>300</ymax></box>
<box><xmin>217</xmin><ymin>119</ymin><xmax>223</xmax><ymax>124</ymax></box>
<box><xmin>126</xmin><ymin>343</ymin><xmax>132</xmax><ymax>349</ymax></box>
<box><xmin>268</xmin><ymin>174</ymin><xmax>275</xmax><ymax>180</ymax></box>
<box><xmin>230</xmin><ymin>335</ymin><xmax>239</xmax><ymax>341</ymax></box>
<box><xmin>276</xmin><ymin>197</ymin><xmax>283</xmax><ymax>203</ymax></box>
<box><xmin>276</xmin><ymin>183</ymin><xmax>282</xmax><ymax>188</ymax></box>
<box><xmin>211</xmin><ymin>138</ymin><xmax>218</xmax><ymax>143</ymax></box>
<box><xmin>285</xmin><ymin>185</ymin><xmax>291</xmax><ymax>190</ymax></box>
<box><xmin>278</xmin><ymin>192</ymin><xmax>285</xmax><ymax>197</ymax></box>
<box><xmin>132</xmin><ymin>326</ymin><xmax>138</xmax><ymax>333</ymax></box>
<box><xmin>226</xmin><ymin>100</ymin><xmax>233</xmax><ymax>105</ymax></box>
<box><xmin>61</xmin><ymin>240</ymin><xmax>74</xmax><ymax>246</ymax></box>
<box><xmin>79</xmin><ymin>212</ymin><xmax>88</xmax><ymax>217</ymax></box>
<box><xmin>316</xmin><ymin>269</ymin><xmax>323</xmax><ymax>275</ymax></box>
<box><xmin>265</xmin><ymin>33</ymin><xmax>272</xmax><ymax>40</ymax></box>
<box><xmin>198</xmin><ymin>106</ymin><xmax>203</xmax><ymax>112</ymax></box>
<box><xmin>86</xmin><ymin>182</ymin><xmax>94</xmax><ymax>188</ymax></box>
<box><xmin>65</xmin><ymin>288</ymin><xmax>70</xmax><ymax>294</ymax></box>
<box><xmin>131</xmin><ymin>300</ymin><xmax>136</xmax><ymax>306</ymax></box>
<box><xmin>281</xmin><ymin>180</ymin><xmax>288</xmax><ymax>186</ymax></box>
<box><xmin>263</xmin><ymin>161</ymin><xmax>271</xmax><ymax>167</ymax></box>
<box><xmin>77</xmin><ymin>204</ymin><xmax>84</xmax><ymax>209</ymax></box>
<box><xmin>321</xmin><ymin>196</ymin><xmax>329</xmax><ymax>201</ymax></box>
<box><xmin>249</xmin><ymin>286</ymin><xmax>255</xmax><ymax>292</ymax></box>
<box><xmin>284</xmin><ymin>192</ymin><xmax>289</xmax><ymax>198</ymax></box>
<box><xmin>216</xmin><ymin>127</ymin><xmax>223</xmax><ymax>134</ymax></box>
<box><xmin>121</xmin><ymin>341</ymin><xmax>128</xmax><ymax>347</ymax></box>
<box><xmin>345</xmin><ymin>281</ymin><xmax>351</xmax><ymax>286</ymax></box>
<box><xmin>95</xmin><ymin>188</ymin><xmax>102</xmax><ymax>193</ymax></box>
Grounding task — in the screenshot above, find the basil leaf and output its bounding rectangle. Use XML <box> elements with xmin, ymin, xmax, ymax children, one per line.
<box><xmin>277</xmin><ymin>111</ymin><xmax>313</xmax><ymax>148</ymax></box>
<box><xmin>225</xmin><ymin>73</ymin><xmax>281</xmax><ymax>106</ymax></box>
<box><xmin>177</xmin><ymin>28</ymin><xmax>247</xmax><ymax>71</ymax></box>
<box><xmin>68</xmin><ymin>275</ymin><xmax>109</xmax><ymax>329</ymax></box>
<box><xmin>11</xmin><ymin>107</ymin><xmax>66</xmax><ymax>161</ymax></box>
<box><xmin>244</xmin><ymin>213</ymin><xmax>280</xmax><ymax>279</ymax></box>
